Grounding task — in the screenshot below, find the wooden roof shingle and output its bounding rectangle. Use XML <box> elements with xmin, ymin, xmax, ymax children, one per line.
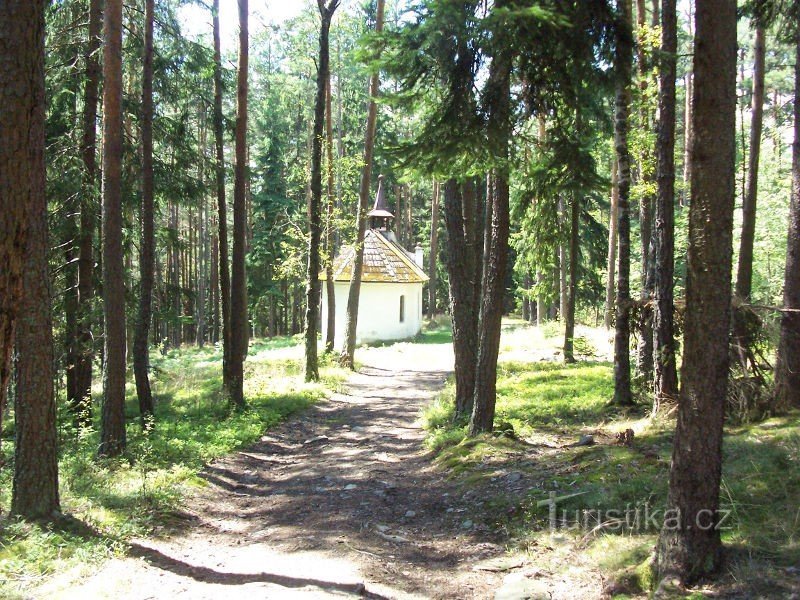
<box><xmin>323</xmin><ymin>229</ymin><xmax>429</xmax><ymax>284</ymax></box>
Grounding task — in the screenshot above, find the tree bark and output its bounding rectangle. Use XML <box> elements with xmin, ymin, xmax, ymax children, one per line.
<box><xmin>773</xmin><ymin>33</ymin><xmax>800</xmax><ymax>411</ymax></box>
<box><xmin>732</xmin><ymin>23</ymin><xmax>766</xmax><ymax>367</ymax></box>
<box><xmin>681</xmin><ymin>3</ymin><xmax>694</xmax><ymax>205</ymax></box>
<box><xmin>735</xmin><ymin>24</ymin><xmax>765</xmax><ymax>304</ymax></box>
<box><xmin>613</xmin><ymin>0</ymin><xmax>634</xmax><ymax>406</ymax></box>
<box><xmin>211</xmin><ymin>226</ymin><xmax>220</xmax><ymax>344</ymax></box>
<box><xmin>442</xmin><ymin>180</ymin><xmax>480</xmax><ymax>420</ymax></box>
<box><xmin>229</xmin><ymin>0</ymin><xmax>249</xmax><ymax>408</ymax></box>
<box><xmin>0</xmin><ymin>0</ymin><xmax>32</xmax><ymax>465</ymax></box>
<box><xmin>99</xmin><ymin>0</ymin><xmax>127</xmax><ymax>457</ymax></box>
<box><xmin>197</xmin><ymin>184</ymin><xmax>207</xmax><ymax>346</ymax></box>
<box><xmin>0</xmin><ymin>0</ymin><xmax>44</xmax><ymax>471</ymax></box>
<box><xmin>653</xmin><ymin>0</ymin><xmax>679</xmax><ymax>410</ymax></box>
<box><xmin>564</xmin><ymin>194</ymin><xmax>580</xmax><ymax>363</ymax></box>
<box><xmin>428</xmin><ymin>181</ymin><xmax>440</xmax><ymax>319</ymax></box>
<box><xmin>212</xmin><ymin>0</ymin><xmax>232</xmax><ymax>394</ymax></box>
<box><xmin>324</xmin><ymin>72</ymin><xmax>337</xmax><ymax>353</ymax></box>
<box><xmin>12</xmin><ymin>0</ymin><xmax>59</xmax><ymax>516</ymax></box>
<box><xmin>635</xmin><ymin>0</ymin><xmax>655</xmax><ymax>382</ymax></box>
<box><xmin>305</xmin><ymin>1</ymin><xmax>338</xmax><ymax>381</ymax></box>
<box><xmin>655</xmin><ymin>0</ymin><xmax>737</xmax><ymax>584</ymax></box>
<box><xmin>134</xmin><ymin>0</ymin><xmax>155</xmax><ymax>425</ymax></box>
<box><xmin>558</xmin><ymin>197</ymin><xmax>568</xmax><ymax>321</ymax></box>
<box><xmin>536</xmin><ymin>271</ymin><xmax>546</xmax><ymax>326</ymax></box>
<box><xmin>470</xmin><ymin>4</ymin><xmax>511</xmax><ymax>435</ymax></box>
<box><xmin>339</xmin><ymin>0</ymin><xmax>385</xmax><ymax>369</ymax></box>
<box><xmin>72</xmin><ymin>0</ymin><xmax>102</xmax><ymax>429</ymax></box>
<box><xmin>604</xmin><ymin>158</ymin><xmax>619</xmax><ymax>329</ymax></box>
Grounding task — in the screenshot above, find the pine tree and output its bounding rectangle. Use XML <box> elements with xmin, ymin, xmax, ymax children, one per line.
<box><xmin>653</xmin><ymin>0</ymin><xmax>679</xmax><ymax>409</ymax></box>
<box><xmin>305</xmin><ymin>0</ymin><xmax>340</xmax><ymax>381</ymax></box>
<box><xmin>469</xmin><ymin>0</ymin><xmax>512</xmax><ymax>434</ymax></box>
<box><xmin>613</xmin><ymin>0</ymin><xmax>635</xmax><ymax>406</ymax></box>
<box><xmin>213</xmin><ymin>0</ymin><xmax>232</xmax><ymax>395</ymax></box>
<box><xmin>0</xmin><ymin>0</ymin><xmax>51</xmax><ymax>486</ymax></box>
<box><xmin>73</xmin><ymin>0</ymin><xmax>102</xmax><ymax>428</ymax></box>
<box><xmin>324</xmin><ymin>75</ymin><xmax>337</xmax><ymax>353</ymax></box>
<box><xmin>133</xmin><ymin>0</ymin><xmax>156</xmax><ymax>424</ymax></box>
<box><xmin>428</xmin><ymin>181</ymin><xmax>440</xmax><ymax>319</ymax></box>
<box><xmin>229</xmin><ymin>0</ymin><xmax>250</xmax><ymax>408</ymax></box>
<box><xmin>0</xmin><ymin>0</ymin><xmax>44</xmax><ymax>463</ymax></box>
<box><xmin>733</xmin><ymin>15</ymin><xmax>767</xmax><ymax>370</ymax></box>
<box><xmin>774</xmin><ymin>23</ymin><xmax>800</xmax><ymax>411</ymax></box>
<box><xmin>13</xmin><ymin>0</ymin><xmax>60</xmax><ymax>516</ymax></box>
<box><xmin>563</xmin><ymin>193</ymin><xmax>580</xmax><ymax>363</ymax></box>
<box><xmin>99</xmin><ymin>0</ymin><xmax>127</xmax><ymax>457</ymax></box>
<box><xmin>656</xmin><ymin>0</ymin><xmax>737</xmax><ymax>583</ymax></box>
<box><xmin>339</xmin><ymin>0</ymin><xmax>385</xmax><ymax>369</ymax></box>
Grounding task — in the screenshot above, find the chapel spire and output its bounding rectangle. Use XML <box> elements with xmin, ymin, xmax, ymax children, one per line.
<box><xmin>367</xmin><ymin>175</ymin><xmax>393</xmax><ymax>230</ymax></box>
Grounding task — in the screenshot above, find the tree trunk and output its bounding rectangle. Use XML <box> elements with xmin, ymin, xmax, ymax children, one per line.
<box><xmin>564</xmin><ymin>194</ymin><xmax>580</xmax><ymax>363</ymax></box>
<box><xmin>653</xmin><ymin>0</ymin><xmax>679</xmax><ymax>410</ymax></box>
<box><xmin>613</xmin><ymin>0</ymin><xmax>634</xmax><ymax>406</ymax></box>
<box><xmin>65</xmin><ymin>239</ymin><xmax>78</xmax><ymax>416</ymax></box>
<box><xmin>442</xmin><ymin>180</ymin><xmax>480</xmax><ymax>420</ymax></box>
<box><xmin>536</xmin><ymin>271</ymin><xmax>546</xmax><ymax>326</ymax></box>
<box><xmin>635</xmin><ymin>0</ymin><xmax>655</xmax><ymax>383</ymax></box>
<box><xmin>12</xmin><ymin>0</ymin><xmax>59</xmax><ymax>515</ymax></box>
<box><xmin>0</xmin><ymin>0</ymin><xmax>44</xmax><ymax>470</ymax></box>
<box><xmin>535</xmin><ymin>118</ymin><xmax>547</xmax><ymax>327</ymax></box>
<box><xmin>428</xmin><ymin>180</ymin><xmax>440</xmax><ymax>319</ymax></box>
<box><xmin>197</xmin><ymin>188</ymin><xmax>207</xmax><ymax>346</ymax></box>
<box><xmin>558</xmin><ymin>197</ymin><xmax>568</xmax><ymax>321</ymax></box>
<box><xmin>482</xmin><ymin>173</ymin><xmax>494</xmax><ymax>289</ymax></box>
<box><xmin>72</xmin><ymin>0</ymin><xmax>102</xmax><ymax>428</ymax></box>
<box><xmin>170</xmin><ymin>202</ymin><xmax>180</xmax><ymax>348</ymax></box>
<box><xmin>681</xmin><ymin>4</ymin><xmax>694</xmax><ymax>205</ymax></box>
<box><xmin>522</xmin><ymin>272</ymin><xmax>531</xmax><ymax>322</ymax></box>
<box><xmin>324</xmin><ymin>72</ymin><xmax>336</xmax><ymax>353</ymax></box>
<box><xmin>212</xmin><ymin>0</ymin><xmax>232</xmax><ymax>393</ymax></box>
<box><xmin>773</xmin><ymin>33</ymin><xmax>800</xmax><ymax>411</ymax></box>
<box><xmin>305</xmin><ymin>1</ymin><xmax>338</xmax><ymax>381</ymax></box>
<box><xmin>396</xmin><ymin>184</ymin><xmax>404</xmax><ymax>246</ymax></box>
<box><xmin>211</xmin><ymin>227</ymin><xmax>220</xmax><ymax>344</ymax></box>
<box><xmin>655</xmin><ymin>0</ymin><xmax>737</xmax><ymax>584</ymax></box>
<box><xmin>735</xmin><ymin>24</ymin><xmax>765</xmax><ymax>304</ymax></box>
<box><xmin>406</xmin><ymin>185</ymin><xmax>413</xmax><ymax>244</ymax></box>
<box><xmin>339</xmin><ymin>0</ymin><xmax>385</xmax><ymax>369</ymax></box>
<box><xmin>604</xmin><ymin>158</ymin><xmax>619</xmax><ymax>329</ymax></box>
<box><xmin>732</xmin><ymin>22</ymin><xmax>765</xmax><ymax>366</ymax></box>
<box><xmin>99</xmin><ymin>0</ymin><xmax>127</xmax><ymax>458</ymax></box>
<box><xmin>134</xmin><ymin>0</ymin><xmax>155</xmax><ymax>425</ymax></box>
<box><xmin>470</xmin><ymin>4</ymin><xmax>511</xmax><ymax>435</ymax></box>
<box><xmin>335</xmin><ymin>39</ymin><xmax>344</xmax><ymax>252</ymax></box>
<box><xmin>229</xmin><ymin>0</ymin><xmax>249</xmax><ymax>408</ymax></box>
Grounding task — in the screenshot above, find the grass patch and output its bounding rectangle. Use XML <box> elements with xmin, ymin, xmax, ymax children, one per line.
<box><xmin>0</xmin><ymin>336</ymin><xmax>346</xmax><ymax>597</ymax></box>
<box><xmin>422</xmin><ymin>358</ymin><xmax>800</xmax><ymax>595</ymax></box>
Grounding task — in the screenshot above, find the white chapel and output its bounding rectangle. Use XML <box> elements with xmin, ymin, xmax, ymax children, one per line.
<box><xmin>322</xmin><ymin>175</ymin><xmax>428</xmax><ymax>348</ymax></box>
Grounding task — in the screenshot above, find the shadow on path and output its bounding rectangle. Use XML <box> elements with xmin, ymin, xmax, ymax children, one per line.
<box><xmin>129</xmin><ymin>542</ymin><xmax>392</xmax><ymax>599</ymax></box>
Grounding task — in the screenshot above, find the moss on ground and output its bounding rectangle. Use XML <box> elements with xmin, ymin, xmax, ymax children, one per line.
<box><xmin>422</xmin><ymin>358</ymin><xmax>800</xmax><ymax>597</ymax></box>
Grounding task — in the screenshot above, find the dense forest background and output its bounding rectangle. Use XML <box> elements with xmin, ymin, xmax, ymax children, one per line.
<box><xmin>29</xmin><ymin>0</ymin><xmax>795</xmax><ymax>359</ymax></box>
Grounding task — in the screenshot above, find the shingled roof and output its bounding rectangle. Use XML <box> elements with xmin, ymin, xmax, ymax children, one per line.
<box><xmin>323</xmin><ymin>229</ymin><xmax>429</xmax><ymax>283</ymax></box>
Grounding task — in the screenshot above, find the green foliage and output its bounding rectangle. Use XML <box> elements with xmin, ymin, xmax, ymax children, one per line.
<box><xmin>0</xmin><ymin>337</ymin><xmax>345</xmax><ymax>597</ymax></box>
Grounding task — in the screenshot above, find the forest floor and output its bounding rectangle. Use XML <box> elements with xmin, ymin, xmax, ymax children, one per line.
<box><xmin>30</xmin><ymin>336</ymin><xmax>522</xmax><ymax>599</ymax></box>
<box><xmin>11</xmin><ymin>321</ymin><xmax>800</xmax><ymax>599</ymax></box>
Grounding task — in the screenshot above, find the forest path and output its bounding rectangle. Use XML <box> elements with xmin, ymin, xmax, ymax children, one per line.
<box><xmin>42</xmin><ymin>341</ymin><xmax>526</xmax><ymax>599</ymax></box>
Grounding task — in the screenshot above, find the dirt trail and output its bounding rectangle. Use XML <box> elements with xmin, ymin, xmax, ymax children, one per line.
<box><xmin>40</xmin><ymin>342</ymin><xmax>521</xmax><ymax>599</ymax></box>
